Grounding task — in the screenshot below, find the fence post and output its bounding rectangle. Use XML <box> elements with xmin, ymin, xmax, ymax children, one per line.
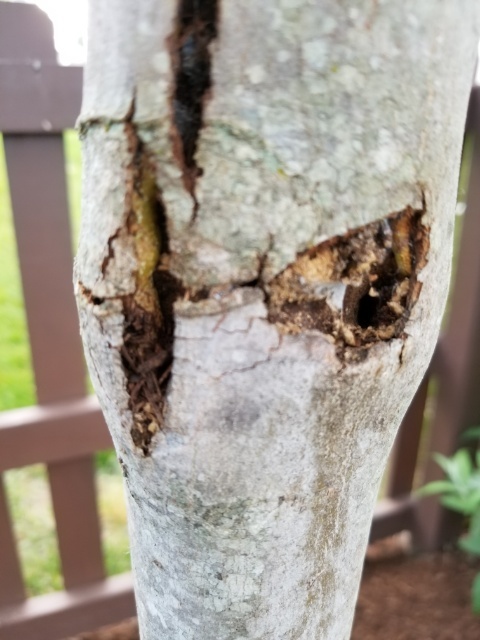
<box><xmin>0</xmin><ymin>478</ymin><xmax>24</xmax><ymax>606</ymax></box>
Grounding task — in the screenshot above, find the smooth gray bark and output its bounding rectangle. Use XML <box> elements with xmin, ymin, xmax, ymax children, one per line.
<box><xmin>76</xmin><ymin>2</ymin><xmax>479</xmax><ymax>638</ymax></box>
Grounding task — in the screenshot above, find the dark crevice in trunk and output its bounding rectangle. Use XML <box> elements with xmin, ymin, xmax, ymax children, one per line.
<box><xmin>169</xmin><ymin>0</ymin><xmax>220</xmax><ymax>220</ymax></box>
<box><xmin>266</xmin><ymin>204</ymin><xmax>430</xmax><ymax>362</ymax></box>
<box><xmin>119</xmin><ymin>122</ymin><xmax>185</xmax><ymax>456</ymax></box>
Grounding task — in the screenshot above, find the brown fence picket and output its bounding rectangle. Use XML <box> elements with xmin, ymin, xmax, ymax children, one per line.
<box><xmin>3</xmin><ymin>131</ymin><xmax>105</xmax><ymax>585</ymax></box>
<box><xmin>0</xmin><ymin>5</ymin><xmax>116</xmax><ymax>636</ymax></box>
<box><xmin>0</xmin><ymin>477</ymin><xmax>25</xmax><ymax>607</ymax></box>
<box><xmin>3</xmin><ymin>134</ymin><xmax>86</xmax><ymax>404</ymax></box>
<box><xmin>0</xmin><ymin>574</ymin><xmax>135</xmax><ymax>640</ymax></box>
<box><xmin>387</xmin><ymin>374</ymin><xmax>430</xmax><ymax>499</ymax></box>
<box><xmin>0</xmin><ymin>398</ymin><xmax>111</xmax><ymax>472</ymax></box>
<box><xmin>48</xmin><ymin>457</ymin><xmax>104</xmax><ymax>588</ymax></box>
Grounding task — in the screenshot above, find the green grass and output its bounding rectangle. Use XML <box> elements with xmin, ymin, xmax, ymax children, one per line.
<box><xmin>4</xmin><ymin>461</ymin><xmax>131</xmax><ymax>597</ymax></box>
<box><xmin>97</xmin><ymin>466</ymin><xmax>131</xmax><ymax>578</ymax></box>
<box><xmin>0</xmin><ymin>138</ymin><xmax>36</xmax><ymax>411</ymax></box>
<box><xmin>64</xmin><ymin>129</ymin><xmax>82</xmax><ymax>249</ymax></box>
<box><xmin>5</xmin><ymin>465</ymin><xmax>63</xmax><ymax>596</ymax></box>
<box><xmin>0</xmin><ymin>132</ymin><xmax>130</xmax><ymax>597</ymax></box>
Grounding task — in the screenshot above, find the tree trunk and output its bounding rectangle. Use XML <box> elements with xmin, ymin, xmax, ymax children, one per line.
<box><xmin>75</xmin><ymin>2</ymin><xmax>479</xmax><ymax>638</ymax></box>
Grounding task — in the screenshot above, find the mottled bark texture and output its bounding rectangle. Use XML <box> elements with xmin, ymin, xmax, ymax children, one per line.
<box><xmin>75</xmin><ymin>2</ymin><xmax>479</xmax><ymax>638</ymax></box>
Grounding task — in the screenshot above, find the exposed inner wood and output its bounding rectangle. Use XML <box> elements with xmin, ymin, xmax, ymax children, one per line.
<box><xmin>120</xmin><ymin>125</ymin><xmax>184</xmax><ymax>455</ymax></box>
<box><xmin>267</xmin><ymin>206</ymin><xmax>429</xmax><ymax>359</ymax></box>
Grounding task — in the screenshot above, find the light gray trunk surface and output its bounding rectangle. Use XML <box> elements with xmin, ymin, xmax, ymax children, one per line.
<box><xmin>75</xmin><ymin>2</ymin><xmax>479</xmax><ymax>638</ymax></box>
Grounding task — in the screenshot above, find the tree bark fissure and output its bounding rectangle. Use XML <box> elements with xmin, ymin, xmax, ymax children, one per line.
<box><xmin>169</xmin><ymin>0</ymin><xmax>220</xmax><ymax>220</ymax></box>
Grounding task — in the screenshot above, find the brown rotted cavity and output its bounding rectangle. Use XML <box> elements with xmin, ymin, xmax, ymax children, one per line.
<box><xmin>121</xmin><ymin>275</ymin><xmax>183</xmax><ymax>455</ymax></box>
<box><xmin>120</xmin><ymin>127</ymin><xmax>185</xmax><ymax>455</ymax></box>
<box><xmin>267</xmin><ymin>206</ymin><xmax>430</xmax><ymax>357</ymax></box>
<box><xmin>120</xmin><ymin>0</ymin><xmax>220</xmax><ymax>452</ymax></box>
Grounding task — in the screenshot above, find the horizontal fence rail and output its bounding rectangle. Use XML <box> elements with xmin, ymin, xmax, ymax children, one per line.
<box><xmin>1</xmin><ymin>2</ymin><xmax>480</xmax><ymax>638</ymax></box>
<box><xmin>0</xmin><ymin>397</ymin><xmax>111</xmax><ymax>472</ymax></box>
<box><xmin>0</xmin><ymin>574</ymin><xmax>135</xmax><ymax>640</ymax></box>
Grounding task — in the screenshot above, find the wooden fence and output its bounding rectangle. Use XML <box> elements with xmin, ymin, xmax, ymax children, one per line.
<box><xmin>1</xmin><ymin>3</ymin><xmax>480</xmax><ymax>639</ymax></box>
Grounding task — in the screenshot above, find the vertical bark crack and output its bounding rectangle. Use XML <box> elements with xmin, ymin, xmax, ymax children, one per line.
<box><xmin>121</xmin><ymin>122</ymin><xmax>185</xmax><ymax>455</ymax></box>
<box><xmin>169</xmin><ymin>0</ymin><xmax>220</xmax><ymax>219</ymax></box>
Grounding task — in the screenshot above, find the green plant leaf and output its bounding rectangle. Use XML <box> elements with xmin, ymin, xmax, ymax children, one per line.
<box><xmin>440</xmin><ymin>494</ymin><xmax>473</xmax><ymax>515</ymax></box>
<box><xmin>452</xmin><ymin>449</ymin><xmax>474</xmax><ymax>484</ymax></box>
<box><xmin>416</xmin><ymin>481</ymin><xmax>456</xmax><ymax>497</ymax></box>
<box><xmin>472</xmin><ymin>573</ymin><xmax>480</xmax><ymax>615</ymax></box>
<box><xmin>462</xmin><ymin>426</ymin><xmax>480</xmax><ymax>442</ymax></box>
<box><xmin>432</xmin><ymin>452</ymin><xmax>454</xmax><ymax>476</ymax></box>
<box><xmin>433</xmin><ymin>449</ymin><xmax>473</xmax><ymax>486</ymax></box>
<box><xmin>470</xmin><ymin>508</ymin><xmax>480</xmax><ymax>537</ymax></box>
<box><xmin>462</xmin><ymin>492</ymin><xmax>480</xmax><ymax>515</ymax></box>
<box><xmin>459</xmin><ymin>535</ymin><xmax>480</xmax><ymax>557</ymax></box>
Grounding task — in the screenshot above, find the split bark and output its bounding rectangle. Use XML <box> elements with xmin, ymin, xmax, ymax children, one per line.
<box><xmin>75</xmin><ymin>2</ymin><xmax>480</xmax><ymax>638</ymax></box>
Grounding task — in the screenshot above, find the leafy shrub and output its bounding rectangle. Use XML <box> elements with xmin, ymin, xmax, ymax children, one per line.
<box><xmin>418</xmin><ymin>436</ymin><xmax>480</xmax><ymax>614</ymax></box>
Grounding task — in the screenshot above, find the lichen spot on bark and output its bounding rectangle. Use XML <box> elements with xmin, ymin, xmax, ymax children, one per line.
<box><xmin>267</xmin><ymin>205</ymin><xmax>429</xmax><ymax>359</ymax></box>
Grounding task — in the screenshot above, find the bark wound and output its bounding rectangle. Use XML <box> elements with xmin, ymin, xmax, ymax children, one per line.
<box><xmin>121</xmin><ymin>124</ymin><xmax>184</xmax><ymax>455</ymax></box>
<box><xmin>169</xmin><ymin>0</ymin><xmax>219</xmax><ymax>219</ymax></box>
<box><xmin>110</xmin><ymin>0</ymin><xmax>221</xmax><ymax>456</ymax></box>
<box><xmin>267</xmin><ymin>205</ymin><xmax>429</xmax><ymax>361</ymax></box>
<box><xmin>115</xmin><ymin>183</ymin><xmax>427</xmax><ymax>453</ymax></box>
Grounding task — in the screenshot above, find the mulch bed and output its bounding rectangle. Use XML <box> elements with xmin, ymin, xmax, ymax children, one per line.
<box><xmin>70</xmin><ymin>548</ymin><xmax>480</xmax><ymax>640</ymax></box>
<box><xmin>353</xmin><ymin>549</ymin><xmax>480</xmax><ymax>639</ymax></box>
